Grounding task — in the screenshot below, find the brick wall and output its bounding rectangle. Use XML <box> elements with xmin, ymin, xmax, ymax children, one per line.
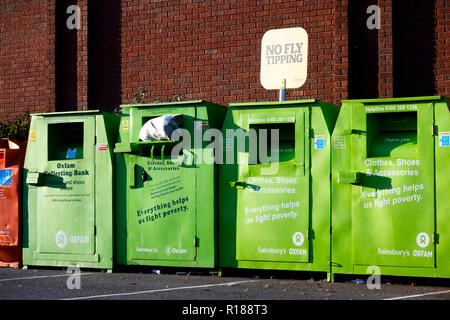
<box><xmin>0</xmin><ymin>0</ymin><xmax>449</xmax><ymax>121</ymax></box>
<box><xmin>378</xmin><ymin>0</ymin><xmax>393</xmax><ymax>98</ymax></box>
<box><xmin>332</xmin><ymin>0</ymin><xmax>349</xmax><ymax>104</ymax></box>
<box><xmin>0</xmin><ymin>0</ymin><xmax>55</xmax><ymax>120</ymax></box>
<box><xmin>119</xmin><ymin>0</ymin><xmax>348</xmax><ymax>107</ymax></box>
<box><xmin>435</xmin><ymin>0</ymin><xmax>450</xmax><ymax>97</ymax></box>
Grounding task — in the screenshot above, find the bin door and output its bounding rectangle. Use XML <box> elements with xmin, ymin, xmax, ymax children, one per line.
<box><xmin>351</xmin><ymin>104</ymin><xmax>435</xmax><ymax>268</ymax></box>
<box><xmin>128</xmin><ymin>111</ymin><xmax>197</xmax><ymax>262</ymax></box>
<box><xmin>35</xmin><ymin>117</ymin><xmax>96</xmax><ymax>255</ymax></box>
<box><xmin>235</xmin><ymin>109</ymin><xmax>311</xmax><ymax>263</ymax></box>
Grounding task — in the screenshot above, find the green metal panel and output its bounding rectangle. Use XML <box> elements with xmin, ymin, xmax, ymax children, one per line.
<box><xmin>126</xmin><ymin>154</ymin><xmax>197</xmax><ymax>261</ymax></box>
<box><xmin>332</xmin><ymin>97</ymin><xmax>449</xmax><ymax>279</ymax></box>
<box><xmin>128</xmin><ymin>106</ymin><xmax>196</xmax><ymax>262</ymax></box>
<box><xmin>115</xmin><ymin>100</ymin><xmax>227</xmax><ymax>268</ymax></box>
<box><xmin>22</xmin><ymin>111</ymin><xmax>119</xmax><ymax>269</ymax></box>
<box><xmin>219</xmin><ymin>100</ymin><xmax>340</xmax><ymax>274</ymax></box>
<box><xmin>235</xmin><ymin>109</ymin><xmax>311</xmax><ymax>263</ymax></box>
<box><xmin>36</xmin><ymin>117</ymin><xmax>95</xmax><ymax>255</ymax></box>
<box><xmin>352</xmin><ymin>103</ymin><xmax>434</xmax><ymax>268</ymax></box>
<box><xmin>434</xmin><ymin>97</ymin><xmax>450</xmax><ymax>278</ymax></box>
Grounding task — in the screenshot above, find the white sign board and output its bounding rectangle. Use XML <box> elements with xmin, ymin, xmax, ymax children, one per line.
<box><xmin>260</xmin><ymin>27</ymin><xmax>308</xmax><ymax>90</ymax></box>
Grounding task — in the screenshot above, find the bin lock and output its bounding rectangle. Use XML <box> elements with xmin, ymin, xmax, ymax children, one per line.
<box><xmin>142</xmin><ymin>169</ymin><xmax>148</xmax><ymax>182</ymax></box>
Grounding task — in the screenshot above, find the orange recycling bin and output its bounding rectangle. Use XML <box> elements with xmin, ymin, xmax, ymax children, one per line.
<box><xmin>0</xmin><ymin>138</ymin><xmax>26</xmax><ymax>268</ymax></box>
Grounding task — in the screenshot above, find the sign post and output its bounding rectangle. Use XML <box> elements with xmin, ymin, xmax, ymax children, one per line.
<box><xmin>260</xmin><ymin>27</ymin><xmax>308</xmax><ymax>99</ymax></box>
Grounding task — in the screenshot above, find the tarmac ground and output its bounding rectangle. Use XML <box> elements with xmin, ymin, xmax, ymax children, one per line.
<box><xmin>0</xmin><ymin>266</ymin><xmax>448</xmax><ymax>317</ymax></box>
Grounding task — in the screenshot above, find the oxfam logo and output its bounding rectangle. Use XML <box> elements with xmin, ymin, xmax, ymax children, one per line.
<box><xmin>292</xmin><ymin>232</ymin><xmax>304</xmax><ymax>247</ymax></box>
<box><xmin>416</xmin><ymin>232</ymin><xmax>430</xmax><ymax>248</ymax></box>
<box><xmin>55</xmin><ymin>230</ymin><xmax>67</xmax><ymax>248</ymax></box>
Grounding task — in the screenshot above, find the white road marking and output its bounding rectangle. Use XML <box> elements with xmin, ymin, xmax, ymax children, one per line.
<box><xmin>384</xmin><ymin>289</ymin><xmax>450</xmax><ymax>300</ymax></box>
<box><xmin>62</xmin><ymin>280</ymin><xmax>257</xmax><ymax>300</ymax></box>
<box><xmin>0</xmin><ymin>273</ymin><xmax>94</xmax><ymax>282</ymax></box>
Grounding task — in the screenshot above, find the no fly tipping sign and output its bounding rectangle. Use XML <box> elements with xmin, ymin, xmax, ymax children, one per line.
<box><xmin>260</xmin><ymin>27</ymin><xmax>308</xmax><ymax>90</ymax></box>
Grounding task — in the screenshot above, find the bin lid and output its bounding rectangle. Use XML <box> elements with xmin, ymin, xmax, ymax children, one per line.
<box><xmin>31</xmin><ymin>110</ymin><xmax>104</xmax><ymax>116</ymax></box>
<box><xmin>341</xmin><ymin>96</ymin><xmax>443</xmax><ymax>104</ymax></box>
<box><xmin>120</xmin><ymin>100</ymin><xmax>225</xmax><ymax>109</ymax></box>
<box><xmin>228</xmin><ymin>99</ymin><xmax>317</xmax><ymax>108</ymax></box>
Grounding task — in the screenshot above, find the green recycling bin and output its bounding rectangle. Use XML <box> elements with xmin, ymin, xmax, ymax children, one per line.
<box><xmin>331</xmin><ymin>96</ymin><xmax>450</xmax><ymax>280</ymax></box>
<box><xmin>115</xmin><ymin>100</ymin><xmax>227</xmax><ymax>268</ymax></box>
<box><xmin>22</xmin><ymin>111</ymin><xmax>120</xmax><ymax>270</ymax></box>
<box><xmin>218</xmin><ymin>100</ymin><xmax>339</xmax><ymax>278</ymax></box>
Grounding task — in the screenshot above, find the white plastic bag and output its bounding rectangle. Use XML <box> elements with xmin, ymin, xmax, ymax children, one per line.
<box><xmin>139</xmin><ymin>114</ymin><xmax>182</xmax><ymax>141</ymax></box>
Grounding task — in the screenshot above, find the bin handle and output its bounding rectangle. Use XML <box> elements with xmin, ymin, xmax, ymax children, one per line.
<box><xmin>161</xmin><ymin>144</ymin><xmax>165</xmax><ymax>161</ymax></box>
<box><xmin>337</xmin><ymin>172</ymin><xmax>362</xmax><ymax>185</ymax></box>
<box><xmin>150</xmin><ymin>145</ymin><xmax>155</xmax><ymax>161</ymax></box>
<box><xmin>128</xmin><ymin>164</ymin><xmax>136</xmax><ymax>188</ymax></box>
<box><xmin>26</xmin><ymin>172</ymin><xmax>43</xmax><ymax>186</ymax></box>
<box><xmin>229</xmin><ymin>181</ymin><xmax>246</xmax><ymax>189</ymax></box>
